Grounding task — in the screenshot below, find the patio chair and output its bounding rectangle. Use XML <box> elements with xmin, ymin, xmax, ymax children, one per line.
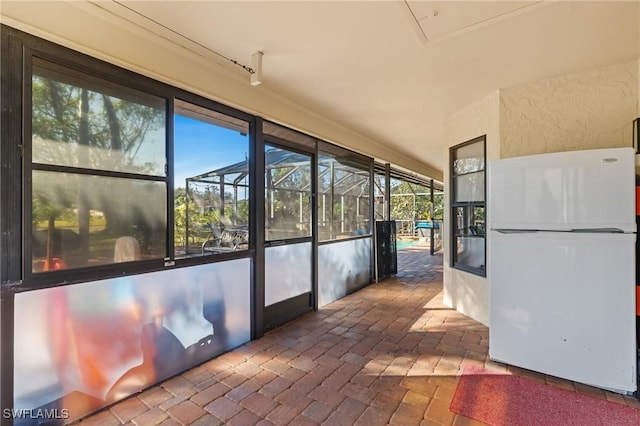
<box><xmin>114</xmin><ymin>236</ymin><xmax>141</xmax><ymax>262</ymax></box>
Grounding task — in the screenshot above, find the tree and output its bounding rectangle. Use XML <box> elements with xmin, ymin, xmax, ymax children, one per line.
<box><xmin>390</xmin><ymin>180</ymin><xmax>443</xmax><ymax>225</ymax></box>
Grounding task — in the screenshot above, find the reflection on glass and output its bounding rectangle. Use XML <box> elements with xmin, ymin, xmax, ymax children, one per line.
<box><xmin>15</xmin><ymin>260</ymin><xmax>251</xmax><ymax>421</ymax></box>
<box><xmin>174</xmin><ymin>100</ymin><xmax>250</xmax><ymax>257</ymax></box>
<box><xmin>32</xmin><ymin>171</ymin><xmax>166</xmax><ymax>272</ymax></box>
<box><xmin>453</xmin><ymin>140</ymin><xmax>485</xmax><ymax>175</ymax></box>
<box><xmin>265</xmin><ymin>146</ymin><xmax>312</xmax><ymax>241</ymax></box>
<box><xmin>32</xmin><ymin>62</ymin><xmax>166</xmax><ymax>175</ymax></box>
<box><xmin>453</xmin><ymin>171</ymin><xmax>485</xmax><ymax>203</ymax></box>
<box><xmin>454</xmin><ymin>206</ymin><xmax>485</xmax><ymax>270</ymax></box>
<box><xmin>318</xmin><ymin>153</ymin><xmax>371</xmax><ymax>241</ymax></box>
<box><xmin>451</xmin><ymin>136</ymin><xmax>485</xmax><ymax>273</ymax></box>
<box><xmin>454</xmin><ymin>206</ymin><xmax>485</xmax><ymax>237</ymax></box>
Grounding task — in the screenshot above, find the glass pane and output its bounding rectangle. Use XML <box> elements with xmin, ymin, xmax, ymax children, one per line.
<box><xmin>453</xmin><ymin>139</ymin><xmax>485</xmax><ymax>175</ymax></box>
<box><xmin>174</xmin><ymin>100</ymin><xmax>250</xmax><ymax>258</ymax></box>
<box><xmin>32</xmin><ymin>171</ymin><xmax>166</xmax><ymax>272</ymax></box>
<box><xmin>32</xmin><ymin>62</ymin><xmax>166</xmax><ymax>176</ymax></box>
<box><xmin>265</xmin><ymin>146</ymin><xmax>312</xmax><ymax>241</ymax></box>
<box><xmin>453</xmin><ymin>171</ymin><xmax>485</xmax><ymax>202</ymax></box>
<box><xmin>318</xmin><ymin>153</ymin><xmax>371</xmax><ymax>241</ymax></box>
<box><xmin>265</xmin><ymin>242</ymin><xmax>311</xmax><ymax>306</ymax></box>
<box><xmin>453</xmin><ymin>205</ymin><xmax>485</xmax><ymax>271</ymax></box>
<box><xmin>454</xmin><ymin>205</ymin><xmax>485</xmax><ymax>237</ymax></box>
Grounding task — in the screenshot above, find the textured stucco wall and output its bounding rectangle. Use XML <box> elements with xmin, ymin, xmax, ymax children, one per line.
<box><xmin>444</xmin><ymin>59</ymin><xmax>639</xmax><ymax>326</ymax></box>
<box><xmin>442</xmin><ymin>91</ymin><xmax>500</xmax><ymax>327</ymax></box>
<box><xmin>500</xmin><ymin>60</ymin><xmax>638</xmax><ymax>158</ymax></box>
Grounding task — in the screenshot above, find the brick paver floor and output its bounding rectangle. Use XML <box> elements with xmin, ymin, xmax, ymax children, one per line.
<box><xmin>75</xmin><ymin>246</ymin><xmax>640</xmax><ymax>425</ymax></box>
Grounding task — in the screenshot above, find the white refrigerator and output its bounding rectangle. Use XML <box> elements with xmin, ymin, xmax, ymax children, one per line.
<box><xmin>488</xmin><ymin>147</ymin><xmax>637</xmax><ymax>394</ymax></box>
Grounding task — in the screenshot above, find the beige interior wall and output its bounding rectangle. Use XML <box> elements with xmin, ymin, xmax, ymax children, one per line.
<box><xmin>442</xmin><ymin>91</ymin><xmax>500</xmax><ymax>327</ymax></box>
<box><xmin>500</xmin><ymin>60</ymin><xmax>638</xmax><ymax>159</ymax></box>
<box><xmin>0</xmin><ymin>1</ymin><xmax>441</xmax><ymax>181</ymax></box>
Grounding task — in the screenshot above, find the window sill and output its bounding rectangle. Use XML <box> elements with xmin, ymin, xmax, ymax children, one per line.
<box><xmin>452</xmin><ymin>263</ymin><xmax>486</xmax><ymax>278</ymax></box>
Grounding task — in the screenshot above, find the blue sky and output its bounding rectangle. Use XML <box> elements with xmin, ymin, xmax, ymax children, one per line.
<box><xmin>174</xmin><ymin>114</ymin><xmax>249</xmax><ymax>189</ymax></box>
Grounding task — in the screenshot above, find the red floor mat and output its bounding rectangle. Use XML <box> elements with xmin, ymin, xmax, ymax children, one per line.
<box><xmin>450</xmin><ymin>364</ymin><xmax>640</xmax><ymax>426</ymax></box>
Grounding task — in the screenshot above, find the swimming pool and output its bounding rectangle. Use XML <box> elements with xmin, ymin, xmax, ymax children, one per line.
<box><xmin>396</xmin><ymin>240</ymin><xmax>420</xmax><ymax>250</ymax></box>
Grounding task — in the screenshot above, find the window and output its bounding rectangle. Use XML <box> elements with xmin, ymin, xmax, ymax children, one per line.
<box><xmin>317</xmin><ymin>143</ymin><xmax>371</xmax><ymax>241</ymax></box>
<box><xmin>450</xmin><ymin>136</ymin><xmax>486</xmax><ymax>276</ymax></box>
<box><xmin>30</xmin><ymin>59</ymin><xmax>167</xmax><ymax>273</ymax></box>
<box><xmin>174</xmin><ymin>100</ymin><xmax>250</xmax><ymax>258</ymax></box>
<box><xmin>265</xmin><ymin>145</ymin><xmax>312</xmax><ymax>241</ymax></box>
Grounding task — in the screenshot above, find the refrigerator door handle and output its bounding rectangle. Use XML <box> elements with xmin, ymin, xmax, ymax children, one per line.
<box><xmin>492</xmin><ymin>229</ymin><xmax>539</xmax><ymax>234</ymax></box>
<box><xmin>570</xmin><ymin>228</ymin><xmax>625</xmax><ymax>233</ymax></box>
<box><xmin>493</xmin><ymin>228</ymin><xmax>628</xmax><ymax>234</ymax></box>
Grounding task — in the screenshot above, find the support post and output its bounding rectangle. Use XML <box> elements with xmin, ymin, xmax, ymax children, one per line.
<box><xmin>430</xmin><ymin>179</ymin><xmax>435</xmax><ymax>256</ymax></box>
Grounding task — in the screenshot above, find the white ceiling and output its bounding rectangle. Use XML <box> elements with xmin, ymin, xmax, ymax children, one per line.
<box><xmin>6</xmin><ymin>1</ymin><xmax>640</xmax><ymax>179</ymax></box>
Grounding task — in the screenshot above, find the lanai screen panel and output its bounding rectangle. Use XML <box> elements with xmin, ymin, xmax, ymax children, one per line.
<box><xmin>264</xmin><ymin>147</ymin><xmax>312</xmax><ymax>241</ymax></box>
<box><xmin>177</xmin><ymin>100</ymin><xmax>250</xmax><ymax>258</ymax></box>
<box><xmin>317</xmin><ymin>142</ymin><xmax>372</xmax><ymax>241</ymax></box>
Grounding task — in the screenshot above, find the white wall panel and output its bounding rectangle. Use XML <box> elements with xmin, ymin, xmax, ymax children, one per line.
<box><xmin>318</xmin><ymin>238</ymin><xmax>371</xmax><ymax>307</ymax></box>
<box><xmin>14</xmin><ymin>259</ymin><xmax>251</xmax><ymax>421</ymax></box>
<box><xmin>265</xmin><ymin>243</ymin><xmax>311</xmax><ymax>306</ymax></box>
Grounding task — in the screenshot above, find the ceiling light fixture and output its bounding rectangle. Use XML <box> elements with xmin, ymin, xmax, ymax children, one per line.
<box><xmin>250</xmin><ymin>51</ymin><xmax>263</xmax><ymax>86</ymax></box>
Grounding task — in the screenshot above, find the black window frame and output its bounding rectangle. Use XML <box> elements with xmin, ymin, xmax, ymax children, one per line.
<box><xmin>450</xmin><ymin>135</ymin><xmax>486</xmax><ymax>277</ymax></box>
<box><xmin>172</xmin><ymin>96</ymin><xmax>253</xmax><ymax>260</ymax></box>
<box><xmin>168</xmin><ymin>95</ymin><xmax>255</xmax><ymax>267</ymax></box>
<box><xmin>22</xmin><ymin>46</ymin><xmax>173</xmax><ymax>289</ymax></box>
<box><xmin>10</xmin><ymin>27</ymin><xmax>255</xmax><ymax>291</ymax></box>
<box><xmin>263</xmin><ymin>141</ymin><xmax>315</xmax><ymax>245</ymax></box>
